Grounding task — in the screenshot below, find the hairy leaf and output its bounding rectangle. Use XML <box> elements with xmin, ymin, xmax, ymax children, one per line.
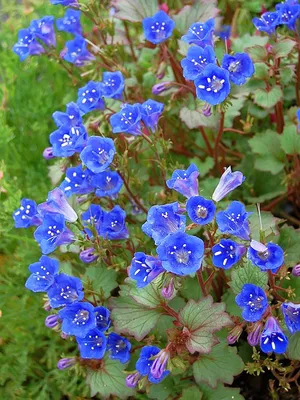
<box><xmin>287</xmin><ymin>332</ymin><xmax>300</xmax><ymax>360</ymax></box>
<box><xmin>174</xmin><ymin>1</ymin><xmax>218</xmax><ymax>34</ymax></box>
<box><xmin>254</xmin><ymin>86</ymin><xmax>283</xmax><ymax>109</ymax></box>
<box><xmin>272</xmin><ymin>39</ymin><xmax>296</xmax><ymax>58</ymax></box>
<box><xmin>280</xmin><ymin>124</ymin><xmax>300</xmax><ymax>155</ymax></box>
<box><xmin>112</xmin><ymin>0</ymin><xmax>158</xmax><ymax>22</ymax></box>
<box><xmin>84</xmin><ymin>266</ymin><xmax>118</xmax><ymax>299</ymax></box>
<box><xmin>229</xmin><ymin>261</ymin><xmax>268</xmax><ymax>294</ymax></box>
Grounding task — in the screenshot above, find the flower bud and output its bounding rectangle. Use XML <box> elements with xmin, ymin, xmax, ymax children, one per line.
<box><xmin>57</xmin><ymin>357</ymin><xmax>76</xmax><ymax>370</ymax></box>
<box><xmin>45</xmin><ymin>314</ymin><xmax>59</xmax><ymax>329</ymax></box>
<box><xmin>152</xmin><ymin>82</ymin><xmax>171</xmax><ymax>95</ymax></box>
<box><xmin>125</xmin><ymin>372</ymin><xmax>141</xmax><ymax>388</ymax></box>
<box><xmin>227</xmin><ymin>325</ymin><xmax>243</xmax><ymax>344</ymax></box>
<box><xmin>159</xmin><ymin>3</ymin><xmax>169</xmax><ymax>13</ymax></box>
<box><xmin>43</xmin><ymin>300</ymin><xmax>51</xmax><ymax>311</ymax></box>
<box><xmin>292</xmin><ymin>264</ymin><xmax>300</xmax><ymax>277</ymax></box>
<box><xmin>161</xmin><ymin>278</ymin><xmax>175</xmax><ymax>299</ymax></box>
<box><xmin>61</xmin><ymin>332</ymin><xmax>69</xmax><ymax>340</ymax></box>
<box><xmin>202</xmin><ymin>103</ymin><xmax>212</xmax><ymax>117</ymax></box>
<box><xmin>43</xmin><ymin>147</ymin><xmax>55</xmax><ymax>160</ymax></box>
<box><xmin>150</xmin><ymin>350</ymin><xmax>169</xmax><ymax>379</ymax></box>
<box><xmin>247</xmin><ymin>322</ymin><xmax>262</xmax><ymax>346</ymax></box>
<box><xmin>79</xmin><ymin>248</ymin><xmax>98</xmax><ymax>263</ymax></box>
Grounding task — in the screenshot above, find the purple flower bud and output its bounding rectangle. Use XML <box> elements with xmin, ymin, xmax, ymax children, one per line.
<box><xmin>43</xmin><ymin>301</ymin><xmax>52</xmax><ymax>311</ymax></box>
<box><xmin>61</xmin><ymin>332</ymin><xmax>69</xmax><ymax>340</ymax></box>
<box><xmin>152</xmin><ymin>82</ymin><xmax>171</xmax><ymax>95</ymax></box>
<box><xmin>45</xmin><ymin>314</ymin><xmax>59</xmax><ymax>328</ymax></box>
<box><xmin>57</xmin><ymin>357</ymin><xmax>76</xmax><ymax>370</ymax></box>
<box><xmin>150</xmin><ymin>350</ymin><xmax>169</xmax><ymax>380</ymax></box>
<box><xmin>161</xmin><ymin>278</ymin><xmax>175</xmax><ymax>299</ymax></box>
<box><xmin>43</xmin><ymin>147</ymin><xmax>55</xmax><ymax>160</ymax></box>
<box><xmin>292</xmin><ymin>264</ymin><xmax>300</xmax><ymax>277</ymax></box>
<box><xmin>247</xmin><ymin>322</ymin><xmax>262</xmax><ymax>346</ymax></box>
<box><xmin>79</xmin><ymin>248</ymin><xmax>98</xmax><ymax>263</ymax></box>
<box><xmin>125</xmin><ymin>372</ymin><xmax>141</xmax><ymax>388</ymax></box>
<box><xmin>212</xmin><ymin>166</ymin><xmax>245</xmax><ymax>202</ymax></box>
<box><xmin>227</xmin><ymin>325</ymin><xmax>243</xmax><ymax>344</ymax></box>
<box><xmin>202</xmin><ymin>103</ymin><xmax>212</xmax><ymax>117</ymax></box>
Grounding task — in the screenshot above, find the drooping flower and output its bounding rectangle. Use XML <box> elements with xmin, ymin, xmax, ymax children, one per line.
<box><xmin>59</xmin><ymin>302</ymin><xmax>96</xmax><ymax>338</ymax></box>
<box><xmin>142</xmin><ymin>11</ymin><xmax>175</xmax><ymax>45</ymax></box>
<box><xmin>136</xmin><ymin>346</ymin><xmax>169</xmax><ymax>384</ymax></box>
<box><xmin>216</xmin><ymin>201</ymin><xmax>251</xmax><ymax>240</ymax></box>
<box><xmin>222</xmin><ymin>53</ymin><xmax>255</xmax><ymax>85</ymax></box>
<box><xmin>140</xmin><ymin>99</ymin><xmax>164</xmax><ymax>131</ymax></box>
<box><xmin>260</xmin><ymin>317</ymin><xmax>288</xmax><ymax>354</ymax></box>
<box><xmin>76</xmin><ymin>81</ymin><xmax>105</xmax><ymax>114</ymax></box>
<box><xmin>247</xmin><ymin>240</ymin><xmax>284</xmax><ymax>272</ymax></box>
<box><xmin>95</xmin><ymin>306</ymin><xmax>111</xmax><ymax>331</ymax></box>
<box><xmin>76</xmin><ymin>329</ymin><xmax>107</xmax><ymax>359</ymax></box>
<box><xmin>166</xmin><ymin>164</ymin><xmax>199</xmax><ymax>199</ymax></box>
<box><xmin>107</xmin><ymin>333</ymin><xmax>131</xmax><ymax>363</ymax></box>
<box><xmin>102</xmin><ymin>71</ymin><xmax>125</xmax><ymax>100</ymax></box>
<box><xmin>13</xmin><ymin>28</ymin><xmax>45</xmax><ymax>61</ymax></box>
<box><xmin>99</xmin><ymin>205</ymin><xmax>129</xmax><ymax>240</ymax></box>
<box><xmin>62</xmin><ymin>35</ymin><xmax>95</xmax><ymax>66</ymax></box>
<box><xmin>156</xmin><ymin>232</ymin><xmax>204</xmax><ymax>276</ymax></box>
<box><xmin>186</xmin><ymin>196</ymin><xmax>216</xmax><ymax>225</ymax></box>
<box><xmin>38</xmin><ymin>187</ymin><xmax>78</xmax><ymax>223</ymax></box>
<box><xmin>80</xmin><ymin>136</ymin><xmax>116</xmax><ymax>173</ymax></box>
<box><xmin>91</xmin><ymin>169</ymin><xmax>123</xmax><ymax>198</ymax></box>
<box><xmin>235</xmin><ymin>284</ymin><xmax>268</xmax><ymax>322</ymax></box>
<box><xmin>276</xmin><ymin>2</ymin><xmax>300</xmax><ymax>30</ymax></box>
<box><xmin>13</xmin><ymin>198</ymin><xmax>41</xmax><ymax>228</ymax></box>
<box><xmin>56</xmin><ymin>9</ymin><xmax>82</xmax><ymax>36</ymax></box>
<box><xmin>152</xmin><ymin>81</ymin><xmax>171</xmax><ymax>95</ymax></box>
<box><xmin>281</xmin><ymin>302</ymin><xmax>300</xmax><ymax>334</ymax></box>
<box><xmin>79</xmin><ymin>248</ymin><xmax>98</xmax><ymax>263</ymax></box>
<box><xmin>247</xmin><ymin>322</ymin><xmax>263</xmax><ymax>346</ymax></box>
<box><xmin>181</xmin><ymin>45</ymin><xmax>216</xmax><ymax>81</ymax></box>
<box><xmin>212</xmin><ymin>239</ymin><xmax>246</xmax><ymax>269</ymax></box>
<box><xmin>29</xmin><ymin>16</ymin><xmax>56</xmax><ymax>47</ymax></box>
<box><xmin>25</xmin><ymin>255</ymin><xmax>59</xmax><ymax>292</ymax></box>
<box><xmin>129</xmin><ymin>252</ymin><xmax>164</xmax><ymax>288</ymax></box>
<box><xmin>181</xmin><ymin>19</ymin><xmax>215</xmax><ymax>47</ymax></box>
<box><xmin>142</xmin><ymin>202</ymin><xmax>186</xmax><ymax>245</ymax></box>
<box><xmin>47</xmin><ymin>273</ymin><xmax>84</xmax><ymax>308</ymax></box>
<box><xmin>212</xmin><ymin>166</ymin><xmax>245</xmax><ymax>202</ymax></box>
<box><xmin>150</xmin><ymin>350</ymin><xmax>169</xmax><ymax>380</ymax></box>
<box><xmin>57</xmin><ymin>358</ymin><xmax>76</xmax><ymax>370</ymax></box>
<box><xmin>110</xmin><ymin>104</ymin><xmax>143</xmax><ymax>136</ymax></box>
<box><xmin>60</xmin><ymin>165</ymin><xmax>93</xmax><ymax>198</ymax></box>
<box><xmin>252</xmin><ymin>12</ymin><xmax>281</xmax><ymax>35</ymax></box>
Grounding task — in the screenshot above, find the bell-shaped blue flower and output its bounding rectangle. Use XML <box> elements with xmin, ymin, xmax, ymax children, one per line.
<box><xmin>136</xmin><ymin>346</ymin><xmax>169</xmax><ymax>383</ymax></box>
<box><xmin>59</xmin><ymin>302</ymin><xmax>96</xmax><ymax>338</ymax></box>
<box><xmin>102</xmin><ymin>71</ymin><xmax>125</xmax><ymax>100</ymax></box>
<box><xmin>60</xmin><ymin>165</ymin><xmax>93</xmax><ymax>197</ymax></box>
<box><xmin>181</xmin><ymin>45</ymin><xmax>216</xmax><ymax>81</ymax></box>
<box><xmin>107</xmin><ymin>332</ymin><xmax>131</xmax><ymax>363</ymax></box>
<box><xmin>186</xmin><ymin>196</ymin><xmax>216</xmax><ymax>225</ymax></box>
<box><xmin>166</xmin><ymin>164</ymin><xmax>199</xmax><ymax>199</ymax></box>
<box><xmin>212</xmin><ymin>166</ymin><xmax>245</xmax><ymax>202</ymax></box>
<box><xmin>53</xmin><ymin>102</ymin><xmax>82</xmax><ymax>129</ymax></box>
<box><xmin>157</xmin><ymin>231</ymin><xmax>204</xmax><ymax>276</ymax></box>
<box><xmin>212</xmin><ymin>239</ymin><xmax>246</xmax><ymax>269</ymax></box>
<box><xmin>76</xmin><ymin>329</ymin><xmax>107</xmax><ymax>359</ymax></box>
<box><xmin>80</xmin><ymin>136</ymin><xmax>116</xmax><ymax>173</ymax></box>
<box><xmin>81</xmin><ymin>204</ymin><xmax>104</xmax><ymax>236</ymax></box>
<box><xmin>76</xmin><ymin>81</ymin><xmax>105</xmax><ymax>114</ymax></box>
<box><xmin>25</xmin><ymin>255</ymin><xmax>59</xmax><ymax>292</ymax></box>
<box><xmin>260</xmin><ymin>317</ymin><xmax>288</xmax><ymax>354</ymax></box>
<box><xmin>247</xmin><ymin>240</ymin><xmax>284</xmax><ymax>272</ymax></box>
<box><xmin>62</xmin><ymin>35</ymin><xmax>95</xmax><ymax>66</ymax></box>
<box><xmin>235</xmin><ymin>284</ymin><xmax>268</xmax><ymax>322</ymax></box>
<box><xmin>99</xmin><ymin>205</ymin><xmax>129</xmax><ymax>240</ymax></box>
<box><xmin>51</xmin><ymin>0</ymin><xmax>78</xmax><ymax>5</ymax></box>
<box><xmin>13</xmin><ymin>198</ymin><xmax>42</xmax><ymax>228</ymax></box>
<box><xmin>181</xmin><ymin>19</ymin><xmax>215</xmax><ymax>47</ymax></box>
<box><xmin>47</xmin><ymin>273</ymin><xmax>84</xmax><ymax>308</ymax></box>
<box><xmin>252</xmin><ymin>12</ymin><xmax>281</xmax><ymax>35</ymax></box>
<box><xmin>29</xmin><ymin>16</ymin><xmax>56</xmax><ymax>47</ymax></box>
<box><xmin>222</xmin><ymin>53</ymin><xmax>255</xmax><ymax>85</ymax></box>
<box><xmin>140</xmin><ymin>99</ymin><xmax>164</xmax><ymax>131</ymax></box>
<box><xmin>276</xmin><ymin>3</ymin><xmax>300</xmax><ymax>30</ymax></box>
<box><xmin>281</xmin><ymin>302</ymin><xmax>300</xmax><ymax>334</ymax></box>
<box><xmin>195</xmin><ymin>64</ymin><xmax>230</xmax><ymax>106</ymax></box>
<box><xmin>91</xmin><ymin>169</ymin><xmax>123</xmax><ymax>198</ymax></box>
<box><xmin>110</xmin><ymin>104</ymin><xmax>143</xmax><ymax>136</ymax></box>
<box><xmin>142</xmin><ymin>202</ymin><xmax>186</xmax><ymax>245</ymax></box>
<box><xmin>50</xmin><ymin>125</ymin><xmax>88</xmax><ymax>157</ymax></box>
<box><xmin>129</xmin><ymin>252</ymin><xmax>164</xmax><ymax>288</ymax></box>
<box><xmin>95</xmin><ymin>306</ymin><xmax>111</xmax><ymax>331</ymax></box>
<box><xmin>13</xmin><ymin>28</ymin><xmax>45</xmax><ymax>61</ymax></box>
<box><xmin>142</xmin><ymin>11</ymin><xmax>175</xmax><ymax>45</ymax></box>
<box><xmin>216</xmin><ymin>201</ymin><xmax>251</xmax><ymax>240</ymax></box>
<box><xmin>56</xmin><ymin>9</ymin><xmax>82</xmax><ymax>35</ymax></box>
<box><xmin>38</xmin><ymin>187</ymin><xmax>78</xmax><ymax>223</ymax></box>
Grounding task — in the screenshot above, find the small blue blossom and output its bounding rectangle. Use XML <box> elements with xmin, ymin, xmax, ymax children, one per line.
<box><xmin>252</xmin><ymin>12</ymin><xmax>281</xmax><ymax>35</ymax></box>
<box><xmin>60</xmin><ymin>165</ymin><xmax>93</xmax><ymax>197</ymax></box>
<box><xmin>222</xmin><ymin>53</ymin><xmax>255</xmax><ymax>85</ymax></box>
<box><xmin>34</xmin><ymin>213</ymin><xmax>74</xmax><ymax>254</ymax></box>
<box><xmin>181</xmin><ymin>46</ymin><xmax>216</xmax><ymax>81</ymax></box>
<box><xmin>59</xmin><ymin>302</ymin><xmax>96</xmax><ymax>338</ymax></box>
<box><xmin>218</xmin><ymin>25</ymin><xmax>231</xmax><ymax>40</ymax></box>
<box><xmin>95</xmin><ymin>306</ymin><xmax>111</xmax><ymax>331</ymax></box>
<box><xmin>77</xmin><ymin>81</ymin><xmax>105</xmax><ymax>114</ymax></box>
<box><xmin>216</xmin><ymin>201</ymin><xmax>251</xmax><ymax>241</ymax></box>
<box><xmin>80</xmin><ymin>136</ymin><xmax>116</xmax><ymax>173</ymax></box>
<box><xmin>13</xmin><ymin>28</ymin><xmax>45</xmax><ymax>61</ymax></box>
<box><xmin>50</xmin><ymin>0</ymin><xmax>78</xmax><ymax>5</ymax></box>
<box><xmin>281</xmin><ymin>302</ymin><xmax>300</xmax><ymax>334</ymax></box>
<box><xmin>50</xmin><ymin>125</ymin><xmax>88</xmax><ymax>157</ymax></box>
<box><xmin>29</xmin><ymin>16</ymin><xmax>56</xmax><ymax>47</ymax></box>
<box><xmin>136</xmin><ymin>346</ymin><xmax>169</xmax><ymax>384</ymax></box>
<box><xmin>276</xmin><ymin>2</ymin><xmax>300</xmax><ymax>30</ymax></box>
<box><xmin>107</xmin><ymin>333</ymin><xmax>131</xmax><ymax>363</ymax></box>
<box><xmin>166</xmin><ymin>164</ymin><xmax>199</xmax><ymax>199</ymax></box>
<box><xmin>25</xmin><ymin>255</ymin><xmax>59</xmax><ymax>292</ymax></box>
<box><xmin>156</xmin><ymin>231</ymin><xmax>204</xmax><ymax>276</ymax></box>
<box><xmin>247</xmin><ymin>240</ymin><xmax>284</xmax><ymax>272</ymax></box>
<box><xmin>129</xmin><ymin>252</ymin><xmax>164</xmax><ymax>288</ymax></box>
<box><xmin>212</xmin><ymin>166</ymin><xmax>245</xmax><ymax>202</ymax></box>
<box><xmin>53</xmin><ymin>102</ymin><xmax>82</xmax><ymax>129</ymax></box>
<box><xmin>102</xmin><ymin>71</ymin><xmax>125</xmax><ymax>100</ymax></box>
<box><xmin>62</xmin><ymin>35</ymin><xmax>95</xmax><ymax>66</ymax></box>
<box><xmin>99</xmin><ymin>205</ymin><xmax>129</xmax><ymax>240</ymax></box>
<box><xmin>235</xmin><ymin>284</ymin><xmax>268</xmax><ymax>322</ymax></box>
<box><xmin>91</xmin><ymin>169</ymin><xmax>123</xmax><ymax>198</ymax></box>
<box><xmin>81</xmin><ymin>204</ymin><xmax>104</xmax><ymax>236</ymax></box>
<box><xmin>47</xmin><ymin>273</ymin><xmax>84</xmax><ymax>308</ymax></box>
<box><xmin>142</xmin><ymin>202</ymin><xmax>186</xmax><ymax>245</ymax></box>
<box><xmin>76</xmin><ymin>329</ymin><xmax>107</xmax><ymax>359</ymax></box>
<box><xmin>186</xmin><ymin>196</ymin><xmax>216</xmax><ymax>225</ymax></box>
<box><xmin>110</xmin><ymin>104</ymin><xmax>143</xmax><ymax>136</ymax></box>
<box><xmin>260</xmin><ymin>317</ymin><xmax>288</xmax><ymax>354</ymax></box>
<box><xmin>13</xmin><ymin>198</ymin><xmax>41</xmax><ymax>228</ymax></box>
<box><xmin>212</xmin><ymin>239</ymin><xmax>246</xmax><ymax>269</ymax></box>
<box><xmin>195</xmin><ymin>64</ymin><xmax>231</xmax><ymax>106</ymax></box>
<box><xmin>56</xmin><ymin>9</ymin><xmax>82</xmax><ymax>36</ymax></box>
<box><xmin>140</xmin><ymin>99</ymin><xmax>164</xmax><ymax>131</ymax></box>
<box><xmin>181</xmin><ymin>19</ymin><xmax>215</xmax><ymax>47</ymax></box>
<box><xmin>38</xmin><ymin>187</ymin><xmax>78</xmax><ymax>223</ymax></box>
<box><xmin>142</xmin><ymin>11</ymin><xmax>175</xmax><ymax>45</ymax></box>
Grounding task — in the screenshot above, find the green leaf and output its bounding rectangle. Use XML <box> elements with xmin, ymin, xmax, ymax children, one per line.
<box><xmin>287</xmin><ymin>332</ymin><xmax>300</xmax><ymax>360</ymax></box>
<box><xmin>180</xmin><ymin>106</ymin><xmax>219</xmax><ymax>129</ymax></box>
<box><xmin>275</xmin><ymin>225</ymin><xmax>300</xmax><ymax>268</ymax></box>
<box><xmin>272</xmin><ymin>39</ymin><xmax>296</xmax><ymax>58</ymax></box>
<box><xmin>113</xmin><ymin>0</ymin><xmax>158</xmax><ymax>22</ymax></box>
<box><xmin>224</xmin><ymin>95</ymin><xmax>247</xmax><ymax>127</ymax></box>
<box><xmin>199</xmin><ymin>382</ymin><xmax>245</xmax><ymax>400</ymax></box>
<box><xmin>193</xmin><ymin>343</ymin><xmax>244</xmax><ymax>388</ymax></box>
<box><xmin>178</xmin><ymin>296</ymin><xmax>233</xmax><ymax>354</ymax></box>
<box><xmin>232</xmin><ymin>34</ymin><xmax>268</xmax><ymax>53</ymax></box>
<box><xmin>148</xmin><ymin>376</ymin><xmax>174</xmax><ymax>400</ymax></box>
<box><xmin>86</xmin><ymin>358</ymin><xmax>135</xmax><ymax>399</ymax></box>
<box><xmin>84</xmin><ymin>266</ymin><xmax>117</xmax><ymax>299</ymax></box>
<box><xmin>229</xmin><ymin>261</ymin><xmax>268</xmax><ymax>295</ymax></box>
<box><xmin>280</xmin><ymin>66</ymin><xmax>294</xmax><ymax>86</ymax></box>
<box><xmin>254</xmin><ymin>86</ymin><xmax>283</xmax><ymax>109</ymax></box>
<box><xmin>128</xmin><ymin>278</ymin><xmax>164</xmax><ymax>307</ymax></box>
<box><xmin>280</xmin><ymin>124</ymin><xmax>300</xmax><ymax>155</ymax></box>
<box><xmin>247</xmin><ymin>206</ymin><xmax>283</xmax><ymax>240</ymax></box>
<box><xmin>221</xmin><ymin>290</ymin><xmax>242</xmax><ymax>317</ymax></box>
<box><xmin>254</xmin><ymin>63</ymin><xmax>269</xmax><ymax>80</ymax></box>
<box><xmin>180</xmin><ymin>386</ymin><xmax>203</xmax><ymax>399</ymax></box>
<box><xmin>246</xmin><ymin>45</ymin><xmax>268</xmax><ymax>62</ymax></box>
<box><xmin>190</xmin><ymin>157</ymin><xmax>214</xmax><ymax>177</ymax></box>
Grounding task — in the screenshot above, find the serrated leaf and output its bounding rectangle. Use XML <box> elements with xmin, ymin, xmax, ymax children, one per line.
<box><xmin>229</xmin><ymin>262</ymin><xmax>268</xmax><ymax>295</ymax></box>
<box><xmin>254</xmin><ymin>63</ymin><xmax>269</xmax><ymax>79</ymax></box>
<box><xmin>232</xmin><ymin>34</ymin><xmax>268</xmax><ymax>53</ymax></box>
<box><xmin>178</xmin><ymin>296</ymin><xmax>233</xmax><ymax>354</ymax></box>
<box><xmin>246</xmin><ymin>45</ymin><xmax>268</xmax><ymax>62</ymax></box>
<box><xmin>180</xmin><ymin>386</ymin><xmax>203</xmax><ymax>399</ymax></box>
<box><xmin>112</xmin><ymin>0</ymin><xmax>158</xmax><ymax>22</ymax></box>
<box><xmin>199</xmin><ymin>382</ymin><xmax>245</xmax><ymax>400</ymax></box>
<box><xmin>280</xmin><ymin>124</ymin><xmax>300</xmax><ymax>155</ymax></box>
<box><xmin>180</xmin><ymin>106</ymin><xmax>219</xmax><ymax>129</ymax></box>
<box><xmin>272</xmin><ymin>39</ymin><xmax>296</xmax><ymax>58</ymax></box>
<box><xmin>280</xmin><ymin>66</ymin><xmax>294</xmax><ymax>85</ymax></box>
<box><xmin>84</xmin><ymin>266</ymin><xmax>118</xmax><ymax>299</ymax></box>
<box><xmin>129</xmin><ymin>277</ymin><xmax>164</xmax><ymax>307</ymax></box>
<box><xmin>148</xmin><ymin>376</ymin><xmax>174</xmax><ymax>400</ymax></box>
<box><xmin>275</xmin><ymin>225</ymin><xmax>300</xmax><ymax>268</ymax></box>
<box><xmin>193</xmin><ymin>343</ymin><xmax>244</xmax><ymax>388</ymax></box>
<box><xmin>287</xmin><ymin>332</ymin><xmax>300</xmax><ymax>360</ymax></box>
<box><xmin>254</xmin><ymin>86</ymin><xmax>283</xmax><ymax>109</ymax></box>
<box><xmin>247</xmin><ymin>206</ymin><xmax>282</xmax><ymax>240</ymax></box>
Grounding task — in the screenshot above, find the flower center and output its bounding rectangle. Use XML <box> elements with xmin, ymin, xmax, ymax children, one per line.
<box><xmin>258</xmin><ymin>250</ymin><xmax>269</xmax><ymax>260</ymax></box>
<box><xmin>228</xmin><ymin>61</ymin><xmax>240</xmax><ymax>73</ymax></box>
<box><xmin>73</xmin><ymin>309</ymin><xmax>89</xmax><ymax>325</ymax></box>
<box><xmin>247</xmin><ymin>295</ymin><xmax>264</xmax><ymax>310</ymax></box>
<box><xmin>196</xmin><ymin>205</ymin><xmax>208</xmax><ymax>219</ymax></box>
<box><xmin>211</xmin><ymin>75</ymin><xmax>225</xmax><ymax>92</ymax></box>
<box><xmin>175</xmin><ymin>249</ymin><xmax>190</xmax><ymax>264</ymax></box>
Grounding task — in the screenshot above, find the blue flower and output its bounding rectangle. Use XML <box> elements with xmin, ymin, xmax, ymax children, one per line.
<box><xmin>25</xmin><ymin>255</ymin><xmax>59</xmax><ymax>292</ymax></box>
<box><xmin>34</xmin><ymin>213</ymin><xmax>74</xmax><ymax>254</ymax></box>
<box><xmin>222</xmin><ymin>53</ymin><xmax>255</xmax><ymax>85</ymax></box>
<box><xmin>102</xmin><ymin>71</ymin><xmax>125</xmax><ymax>100</ymax></box>
<box><xmin>76</xmin><ymin>81</ymin><xmax>105</xmax><ymax>114</ymax></box>
<box><xmin>13</xmin><ymin>198</ymin><xmax>41</xmax><ymax>228</ymax></box>
<box><xmin>80</xmin><ymin>248</ymin><xmax>98</xmax><ymax>263</ymax></box>
<box><xmin>252</xmin><ymin>12</ymin><xmax>281</xmax><ymax>35</ymax></box>
<box><xmin>129</xmin><ymin>252</ymin><xmax>164</xmax><ymax>288</ymax></box>
<box><xmin>53</xmin><ymin>102</ymin><xmax>82</xmax><ymax>129</ymax></box>
<box><xmin>260</xmin><ymin>317</ymin><xmax>288</xmax><ymax>354</ymax></box>
<box><xmin>195</xmin><ymin>64</ymin><xmax>230</xmax><ymax>106</ymax></box>
<box><xmin>50</xmin><ymin>0</ymin><xmax>78</xmax><ymax>5</ymax></box>
<box><xmin>95</xmin><ymin>306</ymin><xmax>111</xmax><ymax>331</ymax></box>
<box><xmin>136</xmin><ymin>346</ymin><xmax>169</xmax><ymax>384</ymax></box>
<box><xmin>29</xmin><ymin>16</ymin><xmax>56</xmax><ymax>47</ymax></box>
<box><xmin>140</xmin><ymin>99</ymin><xmax>164</xmax><ymax>131</ymax></box>
<box><xmin>142</xmin><ymin>202</ymin><xmax>186</xmax><ymax>245</ymax></box>
<box><xmin>276</xmin><ymin>3</ymin><xmax>300</xmax><ymax>30</ymax></box>
<box><xmin>216</xmin><ymin>201</ymin><xmax>251</xmax><ymax>240</ymax></box>
<box><xmin>91</xmin><ymin>169</ymin><xmax>123</xmax><ymax>198</ymax></box>
<box><xmin>76</xmin><ymin>329</ymin><xmax>107</xmax><ymax>359</ymax></box>
<box><xmin>59</xmin><ymin>302</ymin><xmax>96</xmax><ymax>338</ymax></box>
<box><xmin>80</xmin><ymin>136</ymin><xmax>116</xmax><ymax>173</ymax></box>
<box><xmin>281</xmin><ymin>302</ymin><xmax>300</xmax><ymax>334</ymax></box>
<box><xmin>50</xmin><ymin>125</ymin><xmax>88</xmax><ymax>157</ymax></box>
<box><xmin>56</xmin><ymin>9</ymin><xmax>82</xmax><ymax>35</ymax></box>
<box><xmin>47</xmin><ymin>273</ymin><xmax>84</xmax><ymax>308</ymax></box>
<box><xmin>212</xmin><ymin>239</ymin><xmax>246</xmax><ymax>269</ymax></box>
<box><xmin>181</xmin><ymin>19</ymin><xmax>215</xmax><ymax>47</ymax></box>
<box><xmin>142</xmin><ymin>11</ymin><xmax>175</xmax><ymax>45</ymax></box>
<box><xmin>247</xmin><ymin>240</ymin><xmax>284</xmax><ymax>272</ymax></box>
<box><xmin>81</xmin><ymin>204</ymin><xmax>104</xmax><ymax>236</ymax></box>
<box><xmin>99</xmin><ymin>205</ymin><xmax>129</xmax><ymax>240</ymax></box>
<box><xmin>218</xmin><ymin>25</ymin><xmax>231</xmax><ymax>40</ymax></box>
<box><xmin>181</xmin><ymin>45</ymin><xmax>216</xmax><ymax>81</ymax></box>
<box><xmin>166</xmin><ymin>164</ymin><xmax>199</xmax><ymax>199</ymax></box>
<box><xmin>13</xmin><ymin>29</ymin><xmax>45</xmax><ymax>61</ymax></box>
<box><xmin>60</xmin><ymin>165</ymin><xmax>93</xmax><ymax>197</ymax></box>
<box><xmin>38</xmin><ymin>187</ymin><xmax>78</xmax><ymax>223</ymax></box>
<box><xmin>186</xmin><ymin>196</ymin><xmax>216</xmax><ymax>225</ymax></box>
<box><xmin>235</xmin><ymin>284</ymin><xmax>268</xmax><ymax>322</ymax></box>
<box><xmin>212</xmin><ymin>166</ymin><xmax>245</xmax><ymax>202</ymax></box>
<box><xmin>156</xmin><ymin>231</ymin><xmax>204</xmax><ymax>276</ymax></box>
<box><xmin>110</xmin><ymin>104</ymin><xmax>143</xmax><ymax>136</ymax></box>
<box><xmin>107</xmin><ymin>333</ymin><xmax>131</xmax><ymax>363</ymax></box>
<box><xmin>62</xmin><ymin>35</ymin><xmax>95</xmax><ymax>66</ymax></box>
